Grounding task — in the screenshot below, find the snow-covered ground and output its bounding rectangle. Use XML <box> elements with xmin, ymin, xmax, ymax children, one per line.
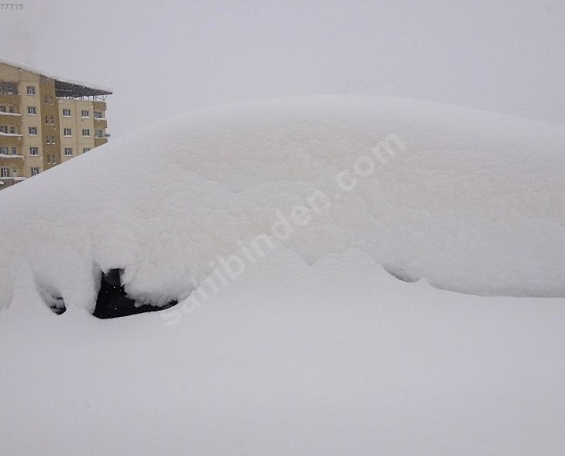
<box><xmin>2</xmin><ymin>250</ymin><xmax>565</xmax><ymax>455</ymax></box>
<box><xmin>1</xmin><ymin>96</ymin><xmax>565</xmax><ymax>454</ymax></box>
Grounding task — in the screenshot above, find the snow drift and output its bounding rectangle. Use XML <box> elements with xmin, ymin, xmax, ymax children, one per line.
<box><xmin>1</xmin><ymin>96</ymin><xmax>564</xmax><ymax>315</ymax></box>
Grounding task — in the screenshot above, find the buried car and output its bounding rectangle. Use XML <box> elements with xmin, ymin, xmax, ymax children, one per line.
<box><xmin>1</xmin><ymin>96</ymin><xmax>565</xmax><ymax>318</ymax></box>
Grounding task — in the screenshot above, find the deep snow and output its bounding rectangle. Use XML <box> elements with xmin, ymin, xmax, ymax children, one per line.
<box><xmin>1</xmin><ymin>96</ymin><xmax>565</xmax><ymax>317</ymax></box>
<box><xmin>1</xmin><ymin>96</ymin><xmax>565</xmax><ymax>455</ymax></box>
<box><xmin>2</xmin><ymin>250</ymin><xmax>565</xmax><ymax>455</ymax></box>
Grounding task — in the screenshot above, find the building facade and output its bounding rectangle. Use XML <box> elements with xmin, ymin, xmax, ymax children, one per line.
<box><xmin>0</xmin><ymin>60</ymin><xmax>111</xmax><ymax>190</ymax></box>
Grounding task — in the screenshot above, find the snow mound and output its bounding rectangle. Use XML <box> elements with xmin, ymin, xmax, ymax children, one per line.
<box><xmin>1</xmin><ymin>96</ymin><xmax>564</xmax><ymax>314</ymax></box>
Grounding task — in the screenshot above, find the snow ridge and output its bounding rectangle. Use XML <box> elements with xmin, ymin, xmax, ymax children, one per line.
<box><xmin>1</xmin><ymin>96</ymin><xmax>565</xmax><ymax>314</ymax></box>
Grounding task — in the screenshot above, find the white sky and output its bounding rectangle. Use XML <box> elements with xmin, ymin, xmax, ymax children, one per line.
<box><xmin>1</xmin><ymin>0</ymin><xmax>564</xmax><ymax>137</ymax></box>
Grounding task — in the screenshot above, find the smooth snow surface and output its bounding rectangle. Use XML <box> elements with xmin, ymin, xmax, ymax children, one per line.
<box><xmin>1</xmin><ymin>96</ymin><xmax>564</xmax><ymax>314</ymax></box>
<box><xmin>2</xmin><ymin>251</ymin><xmax>565</xmax><ymax>455</ymax></box>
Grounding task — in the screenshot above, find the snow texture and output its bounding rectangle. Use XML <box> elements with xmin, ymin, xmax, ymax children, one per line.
<box><xmin>2</xmin><ymin>250</ymin><xmax>565</xmax><ymax>456</ymax></box>
<box><xmin>2</xmin><ymin>96</ymin><xmax>565</xmax><ymax>455</ymax></box>
<box><xmin>1</xmin><ymin>96</ymin><xmax>565</xmax><ymax>315</ymax></box>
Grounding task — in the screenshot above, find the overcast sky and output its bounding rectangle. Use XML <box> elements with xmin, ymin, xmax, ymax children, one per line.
<box><xmin>1</xmin><ymin>0</ymin><xmax>564</xmax><ymax>137</ymax></box>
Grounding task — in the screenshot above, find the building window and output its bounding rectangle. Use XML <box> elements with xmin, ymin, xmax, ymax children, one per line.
<box><xmin>29</xmin><ymin>147</ymin><xmax>39</xmax><ymax>156</ymax></box>
<box><xmin>8</xmin><ymin>106</ymin><xmax>14</xmax><ymax>113</ymax></box>
<box><xmin>44</xmin><ymin>95</ymin><xmax>53</xmax><ymax>104</ymax></box>
<box><xmin>26</xmin><ymin>86</ymin><xmax>36</xmax><ymax>95</ymax></box>
<box><xmin>11</xmin><ymin>147</ymin><xmax>17</xmax><ymax>155</ymax></box>
<box><xmin>27</xmin><ymin>106</ymin><xmax>37</xmax><ymax>115</ymax></box>
<box><xmin>9</xmin><ymin>126</ymin><xmax>15</xmax><ymax>134</ymax></box>
<box><xmin>82</xmin><ymin>129</ymin><xmax>90</xmax><ymax>137</ymax></box>
<box><xmin>0</xmin><ymin>106</ymin><xmax>5</xmax><ymax>113</ymax></box>
<box><xmin>63</xmin><ymin>128</ymin><xmax>72</xmax><ymax>137</ymax></box>
<box><xmin>1</xmin><ymin>168</ymin><xmax>9</xmax><ymax>177</ymax></box>
<box><xmin>12</xmin><ymin>169</ymin><xmax>17</xmax><ymax>177</ymax></box>
<box><xmin>0</xmin><ymin>147</ymin><xmax>8</xmax><ymax>154</ymax></box>
<box><xmin>83</xmin><ymin>147</ymin><xmax>90</xmax><ymax>153</ymax></box>
<box><xmin>47</xmin><ymin>135</ymin><xmax>55</xmax><ymax>144</ymax></box>
<box><xmin>64</xmin><ymin>147</ymin><xmax>73</xmax><ymax>156</ymax></box>
<box><xmin>94</xmin><ymin>111</ymin><xmax>103</xmax><ymax>119</ymax></box>
<box><xmin>62</xmin><ymin>108</ymin><xmax>71</xmax><ymax>117</ymax></box>
<box><xmin>50</xmin><ymin>116</ymin><xmax>54</xmax><ymax>125</ymax></box>
<box><xmin>30</xmin><ymin>167</ymin><xmax>40</xmax><ymax>176</ymax></box>
<box><xmin>0</xmin><ymin>83</ymin><xmax>17</xmax><ymax>95</ymax></box>
<box><xmin>0</xmin><ymin>125</ymin><xmax>6</xmax><ymax>133</ymax></box>
<box><xmin>28</xmin><ymin>126</ymin><xmax>38</xmax><ymax>135</ymax></box>
<box><xmin>81</xmin><ymin>110</ymin><xmax>90</xmax><ymax>118</ymax></box>
<box><xmin>95</xmin><ymin>130</ymin><xmax>105</xmax><ymax>138</ymax></box>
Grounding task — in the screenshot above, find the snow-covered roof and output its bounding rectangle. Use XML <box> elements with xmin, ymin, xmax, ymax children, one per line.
<box><xmin>0</xmin><ymin>57</ymin><xmax>49</xmax><ymax>79</ymax></box>
<box><xmin>0</xmin><ymin>57</ymin><xmax>112</xmax><ymax>97</ymax></box>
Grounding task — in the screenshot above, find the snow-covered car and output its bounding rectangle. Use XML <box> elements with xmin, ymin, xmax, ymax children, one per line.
<box><xmin>2</xmin><ymin>96</ymin><xmax>564</xmax><ymax>319</ymax></box>
<box><xmin>2</xmin><ymin>97</ymin><xmax>565</xmax><ymax>456</ymax></box>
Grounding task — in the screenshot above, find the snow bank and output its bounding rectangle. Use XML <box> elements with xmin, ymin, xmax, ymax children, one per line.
<box><xmin>2</xmin><ymin>250</ymin><xmax>565</xmax><ymax>456</ymax></box>
<box><xmin>1</xmin><ymin>96</ymin><xmax>564</xmax><ymax>314</ymax></box>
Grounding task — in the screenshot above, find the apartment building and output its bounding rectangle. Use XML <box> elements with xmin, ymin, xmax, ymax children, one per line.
<box><xmin>0</xmin><ymin>60</ymin><xmax>111</xmax><ymax>190</ymax></box>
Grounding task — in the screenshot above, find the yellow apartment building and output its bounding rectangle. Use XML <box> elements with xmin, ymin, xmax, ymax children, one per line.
<box><xmin>0</xmin><ymin>59</ymin><xmax>111</xmax><ymax>190</ymax></box>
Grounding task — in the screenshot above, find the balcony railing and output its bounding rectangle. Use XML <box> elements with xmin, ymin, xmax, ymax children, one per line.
<box><xmin>0</xmin><ymin>153</ymin><xmax>23</xmax><ymax>158</ymax></box>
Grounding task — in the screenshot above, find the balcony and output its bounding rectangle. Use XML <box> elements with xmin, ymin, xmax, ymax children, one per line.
<box><xmin>92</xmin><ymin>101</ymin><xmax>107</xmax><ymax>110</ymax></box>
<box><xmin>0</xmin><ymin>93</ymin><xmax>20</xmax><ymax>105</ymax></box>
<box><xmin>0</xmin><ymin>116</ymin><xmax>22</xmax><ymax>132</ymax></box>
<box><xmin>94</xmin><ymin>118</ymin><xmax>107</xmax><ymax>129</ymax></box>
<box><xmin>0</xmin><ymin>176</ymin><xmax>26</xmax><ymax>190</ymax></box>
<box><xmin>0</xmin><ymin>135</ymin><xmax>21</xmax><ymax>147</ymax></box>
<box><xmin>94</xmin><ymin>137</ymin><xmax>108</xmax><ymax>147</ymax></box>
